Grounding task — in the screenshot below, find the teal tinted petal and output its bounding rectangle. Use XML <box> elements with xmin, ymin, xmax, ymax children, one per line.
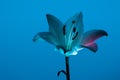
<box><xmin>81</xmin><ymin>43</ymin><xmax>97</xmax><ymax>52</ymax></box>
<box><xmin>33</xmin><ymin>32</ymin><xmax>58</xmax><ymax>45</ymax></box>
<box><xmin>71</xmin><ymin>12</ymin><xmax>84</xmax><ymax>47</ymax></box>
<box><xmin>46</xmin><ymin>14</ymin><xmax>63</xmax><ymax>35</ymax></box>
<box><xmin>56</xmin><ymin>46</ymin><xmax>84</xmax><ymax>57</ymax></box>
<box><xmin>64</xmin><ymin>12</ymin><xmax>84</xmax><ymax>50</ymax></box>
<box><xmin>65</xmin><ymin>47</ymin><xmax>83</xmax><ymax>56</ymax></box>
<box><xmin>46</xmin><ymin>14</ymin><xmax>65</xmax><ymax>47</ymax></box>
<box><xmin>81</xmin><ymin>30</ymin><xmax>108</xmax><ymax>44</ymax></box>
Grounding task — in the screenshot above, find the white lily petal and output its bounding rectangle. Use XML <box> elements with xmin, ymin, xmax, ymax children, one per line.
<box><xmin>58</xmin><ymin>48</ymin><xmax>65</xmax><ymax>55</ymax></box>
<box><xmin>71</xmin><ymin>51</ymin><xmax>78</xmax><ymax>55</ymax></box>
<box><xmin>76</xmin><ymin>48</ymin><xmax>84</xmax><ymax>52</ymax></box>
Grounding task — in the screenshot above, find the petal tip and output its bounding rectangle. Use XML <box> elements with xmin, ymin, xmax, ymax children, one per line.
<box><xmin>33</xmin><ymin>37</ymin><xmax>38</xmax><ymax>42</ymax></box>
<box><xmin>46</xmin><ymin>14</ymin><xmax>53</xmax><ymax>18</ymax></box>
<box><xmin>33</xmin><ymin>38</ymin><xmax>35</xmax><ymax>42</ymax></box>
<box><xmin>101</xmin><ymin>30</ymin><xmax>108</xmax><ymax>36</ymax></box>
<box><xmin>46</xmin><ymin>14</ymin><xmax>50</xmax><ymax>17</ymax></box>
<box><xmin>105</xmin><ymin>32</ymin><xmax>108</xmax><ymax>36</ymax></box>
<box><xmin>79</xmin><ymin>12</ymin><xmax>83</xmax><ymax>15</ymax></box>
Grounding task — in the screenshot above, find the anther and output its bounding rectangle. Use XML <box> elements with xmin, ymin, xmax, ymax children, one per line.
<box><xmin>73</xmin><ymin>27</ymin><xmax>76</xmax><ymax>33</ymax></box>
<box><xmin>72</xmin><ymin>32</ymin><xmax>78</xmax><ymax>40</ymax></box>
<box><xmin>63</xmin><ymin>25</ymin><xmax>66</xmax><ymax>35</ymax></box>
<box><xmin>72</xmin><ymin>20</ymin><xmax>76</xmax><ymax>24</ymax></box>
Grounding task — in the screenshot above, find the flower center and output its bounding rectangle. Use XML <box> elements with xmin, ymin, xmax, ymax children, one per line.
<box><xmin>62</xmin><ymin>20</ymin><xmax>78</xmax><ymax>51</ymax></box>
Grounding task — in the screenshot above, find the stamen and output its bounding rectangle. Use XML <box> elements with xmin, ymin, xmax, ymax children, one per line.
<box><xmin>72</xmin><ymin>32</ymin><xmax>78</xmax><ymax>40</ymax></box>
<box><xmin>73</xmin><ymin>27</ymin><xmax>76</xmax><ymax>33</ymax></box>
<box><xmin>63</xmin><ymin>25</ymin><xmax>66</xmax><ymax>35</ymax></box>
<box><xmin>67</xmin><ymin>21</ymin><xmax>76</xmax><ymax>50</ymax></box>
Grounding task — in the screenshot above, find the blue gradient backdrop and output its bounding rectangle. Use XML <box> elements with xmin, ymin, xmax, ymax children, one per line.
<box><xmin>0</xmin><ymin>0</ymin><xmax>120</xmax><ymax>80</ymax></box>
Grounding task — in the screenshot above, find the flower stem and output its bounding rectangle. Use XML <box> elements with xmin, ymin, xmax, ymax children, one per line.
<box><xmin>65</xmin><ymin>57</ymin><xmax>70</xmax><ymax>80</ymax></box>
<box><xmin>57</xmin><ymin>57</ymin><xmax>71</xmax><ymax>80</ymax></box>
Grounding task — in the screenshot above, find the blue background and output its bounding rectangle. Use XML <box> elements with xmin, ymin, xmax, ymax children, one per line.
<box><xmin>0</xmin><ymin>0</ymin><xmax>120</xmax><ymax>80</ymax></box>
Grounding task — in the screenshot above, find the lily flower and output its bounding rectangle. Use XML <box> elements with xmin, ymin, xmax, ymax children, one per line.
<box><xmin>33</xmin><ymin>12</ymin><xmax>108</xmax><ymax>56</ymax></box>
<box><xmin>33</xmin><ymin>12</ymin><xmax>108</xmax><ymax>80</ymax></box>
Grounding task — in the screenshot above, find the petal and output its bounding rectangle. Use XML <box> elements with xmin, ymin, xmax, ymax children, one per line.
<box><xmin>65</xmin><ymin>46</ymin><xmax>84</xmax><ymax>56</ymax></box>
<box><xmin>81</xmin><ymin>30</ymin><xmax>108</xmax><ymax>44</ymax></box>
<box><xmin>46</xmin><ymin>14</ymin><xmax>63</xmax><ymax>33</ymax></box>
<box><xmin>81</xmin><ymin>43</ymin><xmax>98</xmax><ymax>52</ymax></box>
<box><xmin>68</xmin><ymin>47</ymin><xmax>84</xmax><ymax>55</ymax></box>
<box><xmin>46</xmin><ymin>14</ymin><xmax>65</xmax><ymax>47</ymax></box>
<box><xmin>33</xmin><ymin>32</ymin><xmax>58</xmax><ymax>45</ymax></box>
<box><xmin>64</xmin><ymin>12</ymin><xmax>84</xmax><ymax>49</ymax></box>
